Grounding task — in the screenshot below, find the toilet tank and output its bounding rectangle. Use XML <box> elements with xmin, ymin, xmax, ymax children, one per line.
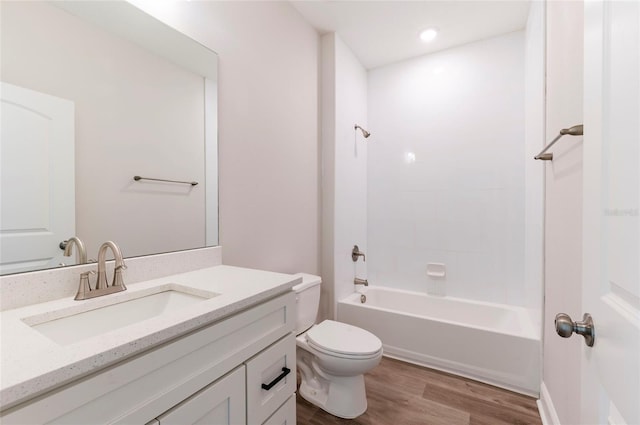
<box><xmin>292</xmin><ymin>273</ymin><xmax>322</xmax><ymax>335</ymax></box>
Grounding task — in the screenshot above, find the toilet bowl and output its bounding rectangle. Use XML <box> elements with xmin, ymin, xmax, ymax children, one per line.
<box><xmin>293</xmin><ymin>273</ymin><xmax>383</xmax><ymax>419</ymax></box>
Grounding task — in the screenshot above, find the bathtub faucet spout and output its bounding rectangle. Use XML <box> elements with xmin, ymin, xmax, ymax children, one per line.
<box><xmin>354</xmin><ymin>278</ymin><xmax>369</xmax><ymax>286</ymax></box>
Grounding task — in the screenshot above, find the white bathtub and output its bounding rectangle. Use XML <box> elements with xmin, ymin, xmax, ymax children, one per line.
<box><xmin>337</xmin><ymin>287</ymin><xmax>540</xmax><ymax>396</ymax></box>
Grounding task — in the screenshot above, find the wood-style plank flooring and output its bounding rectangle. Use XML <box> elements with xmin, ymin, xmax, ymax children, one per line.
<box><xmin>296</xmin><ymin>357</ymin><xmax>542</xmax><ymax>425</ymax></box>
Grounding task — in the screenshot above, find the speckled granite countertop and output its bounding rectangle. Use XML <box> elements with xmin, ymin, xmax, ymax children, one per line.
<box><xmin>0</xmin><ymin>265</ymin><xmax>300</xmax><ymax>410</ymax></box>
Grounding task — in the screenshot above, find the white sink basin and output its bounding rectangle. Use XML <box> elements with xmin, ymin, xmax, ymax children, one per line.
<box><xmin>26</xmin><ymin>289</ymin><xmax>215</xmax><ymax>345</ymax></box>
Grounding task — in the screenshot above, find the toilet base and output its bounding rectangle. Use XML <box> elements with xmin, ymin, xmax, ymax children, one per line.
<box><xmin>299</xmin><ymin>373</ymin><xmax>367</xmax><ymax>419</ymax></box>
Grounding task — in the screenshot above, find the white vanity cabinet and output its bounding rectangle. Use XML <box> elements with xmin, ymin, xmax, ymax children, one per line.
<box><xmin>147</xmin><ymin>333</ymin><xmax>297</xmax><ymax>425</ymax></box>
<box><xmin>1</xmin><ymin>291</ymin><xmax>297</xmax><ymax>425</ymax></box>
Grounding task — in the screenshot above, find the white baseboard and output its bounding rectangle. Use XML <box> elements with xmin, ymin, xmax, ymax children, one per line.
<box><xmin>537</xmin><ymin>381</ymin><xmax>561</xmax><ymax>425</ymax></box>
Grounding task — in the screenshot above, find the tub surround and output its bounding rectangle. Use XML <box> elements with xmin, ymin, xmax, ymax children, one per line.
<box><xmin>367</xmin><ymin>31</ymin><xmax>530</xmax><ymax>307</ymax></box>
<box><xmin>0</xmin><ymin>253</ymin><xmax>300</xmax><ymax>410</ymax></box>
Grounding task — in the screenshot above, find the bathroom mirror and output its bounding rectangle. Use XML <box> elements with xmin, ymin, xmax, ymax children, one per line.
<box><xmin>0</xmin><ymin>1</ymin><xmax>218</xmax><ymax>275</ymax></box>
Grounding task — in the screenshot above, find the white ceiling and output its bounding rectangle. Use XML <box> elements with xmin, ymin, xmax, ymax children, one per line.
<box><xmin>290</xmin><ymin>1</ymin><xmax>531</xmax><ymax>70</ymax></box>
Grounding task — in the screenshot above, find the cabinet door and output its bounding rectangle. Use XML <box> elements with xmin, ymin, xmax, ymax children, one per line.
<box><xmin>246</xmin><ymin>334</ymin><xmax>296</xmax><ymax>425</ymax></box>
<box><xmin>157</xmin><ymin>366</ymin><xmax>245</xmax><ymax>425</ymax></box>
<box><xmin>262</xmin><ymin>395</ymin><xmax>296</xmax><ymax>425</ymax></box>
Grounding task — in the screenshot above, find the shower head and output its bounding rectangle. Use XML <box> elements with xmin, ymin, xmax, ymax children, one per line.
<box><xmin>354</xmin><ymin>124</ymin><xmax>371</xmax><ymax>138</ymax></box>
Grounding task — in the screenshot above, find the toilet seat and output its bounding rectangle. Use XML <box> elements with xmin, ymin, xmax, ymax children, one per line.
<box><xmin>306</xmin><ymin>320</ymin><xmax>382</xmax><ymax>359</ymax></box>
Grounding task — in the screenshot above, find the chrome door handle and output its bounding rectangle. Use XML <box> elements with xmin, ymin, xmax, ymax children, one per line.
<box><xmin>555</xmin><ymin>313</ymin><xmax>595</xmax><ymax>347</ymax></box>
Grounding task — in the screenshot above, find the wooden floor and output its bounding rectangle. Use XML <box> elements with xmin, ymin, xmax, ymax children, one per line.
<box><xmin>296</xmin><ymin>357</ymin><xmax>542</xmax><ymax>425</ymax></box>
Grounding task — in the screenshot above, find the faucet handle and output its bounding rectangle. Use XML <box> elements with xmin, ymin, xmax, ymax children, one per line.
<box><xmin>74</xmin><ymin>270</ymin><xmax>96</xmax><ymax>300</ymax></box>
<box><xmin>112</xmin><ymin>261</ymin><xmax>127</xmax><ymax>289</ymax></box>
<box><xmin>352</xmin><ymin>245</ymin><xmax>366</xmax><ymax>262</ymax></box>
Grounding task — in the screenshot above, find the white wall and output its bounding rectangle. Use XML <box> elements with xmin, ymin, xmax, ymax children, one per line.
<box><xmin>524</xmin><ymin>2</ymin><xmax>545</xmax><ymax>317</ymax></box>
<box><xmin>333</xmin><ymin>35</ymin><xmax>369</xmax><ymax>315</ymax></box>
<box><xmin>367</xmin><ymin>32</ymin><xmax>526</xmax><ymax>306</ymax></box>
<box><xmin>119</xmin><ymin>1</ymin><xmax>321</xmax><ymax>275</ymax></box>
<box><xmin>1</xmin><ymin>2</ymin><xmax>205</xmax><ymax>260</ymax></box>
<box><xmin>541</xmin><ymin>2</ymin><xmax>584</xmax><ymax>424</ymax></box>
<box><xmin>320</xmin><ymin>33</ymin><xmax>368</xmax><ymax>320</ymax></box>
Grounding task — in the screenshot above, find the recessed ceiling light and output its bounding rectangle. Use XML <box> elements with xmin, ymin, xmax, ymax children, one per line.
<box><xmin>420</xmin><ymin>28</ymin><xmax>438</xmax><ymax>43</ymax></box>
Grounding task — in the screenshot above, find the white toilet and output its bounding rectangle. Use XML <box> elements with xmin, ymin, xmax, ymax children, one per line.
<box><xmin>293</xmin><ymin>273</ymin><xmax>383</xmax><ymax>419</ymax></box>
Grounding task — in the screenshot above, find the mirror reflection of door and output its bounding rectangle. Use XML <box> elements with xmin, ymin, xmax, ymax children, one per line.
<box><xmin>0</xmin><ymin>82</ymin><xmax>75</xmax><ymax>274</ymax></box>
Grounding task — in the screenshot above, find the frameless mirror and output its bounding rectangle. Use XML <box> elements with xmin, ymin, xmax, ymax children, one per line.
<box><xmin>0</xmin><ymin>1</ymin><xmax>218</xmax><ymax>275</ymax></box>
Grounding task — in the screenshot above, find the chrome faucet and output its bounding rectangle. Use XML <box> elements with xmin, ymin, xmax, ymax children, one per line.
<box><xmin>95</xmin><ymin>241</ymin><xmax>127</xmax><ymax>291</ymax></box>
<box><xmin>75</xmin><ymin>241</ymin><xmax>127</xmax><ymax>300</ymax></box>
<box><xmin>62</xmin><ymin>237</ymin><xmax>88</xmax><ymax>265</ymax></box>
<box><xmin>354</xmin><ymin>278</ymin><xmax>369</xmax><ymax>286</ymax></box>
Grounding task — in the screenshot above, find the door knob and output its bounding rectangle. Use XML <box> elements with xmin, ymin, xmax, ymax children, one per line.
<box><xmin>555</xmin><ymin>313</ymin><xmax>595</xmax><ymax>347</ymax></box>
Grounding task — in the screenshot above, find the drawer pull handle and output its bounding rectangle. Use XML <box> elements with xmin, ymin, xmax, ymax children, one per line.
<box><xmin>261</xmin><ymin>367</ymin><xmax>291</xmax><ymax>391</ymax></box>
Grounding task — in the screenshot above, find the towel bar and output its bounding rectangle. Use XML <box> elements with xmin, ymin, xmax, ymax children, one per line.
<box><xmin>535</xmin><ymin>124</ymin><xmax>583</xmax><ymax>161</ymax></box>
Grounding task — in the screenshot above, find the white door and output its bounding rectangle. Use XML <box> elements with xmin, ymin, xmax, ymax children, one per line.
<box><xmin>581</xmin><ymin>1</ymin><xmax>639</xmax><ymax>424</ymax></box>
<box><xmin>0</xmin><ymin>82</ymin><xmax>75</xmax><ymax>274</ymax></box>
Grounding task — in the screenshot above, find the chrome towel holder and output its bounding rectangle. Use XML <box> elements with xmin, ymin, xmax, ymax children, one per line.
<box><xmin>534</xmin><ymin>124</ymin><xmax>583</xmax><ymax>161</ymax></box>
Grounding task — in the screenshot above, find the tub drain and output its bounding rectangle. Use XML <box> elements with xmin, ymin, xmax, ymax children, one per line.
<box><xmin>360</xmin><ymin>294</ymin><xmax>367</xmax><ymax>303</ymax></box>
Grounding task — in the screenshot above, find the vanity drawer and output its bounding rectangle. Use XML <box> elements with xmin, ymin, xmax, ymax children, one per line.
<box><xmin>246</xmin><ymin>333</ymin><xmax>296</xmax><ymax>425</ymax></box>
<box><xmin>156</xmin><ymin>366</ymin><xmax>245</xmax><ymax>425</ymax></box>
<box><xmin>262</xmin><ymin>394</ymin><xmax>296</xmax><ymax>425</ymax></box>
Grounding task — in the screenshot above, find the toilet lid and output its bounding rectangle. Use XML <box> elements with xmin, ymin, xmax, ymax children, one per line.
<box><xmin>306</xmin><ymin>320</ymin><xmax>382</xmax><ymax>357</ymax></box>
